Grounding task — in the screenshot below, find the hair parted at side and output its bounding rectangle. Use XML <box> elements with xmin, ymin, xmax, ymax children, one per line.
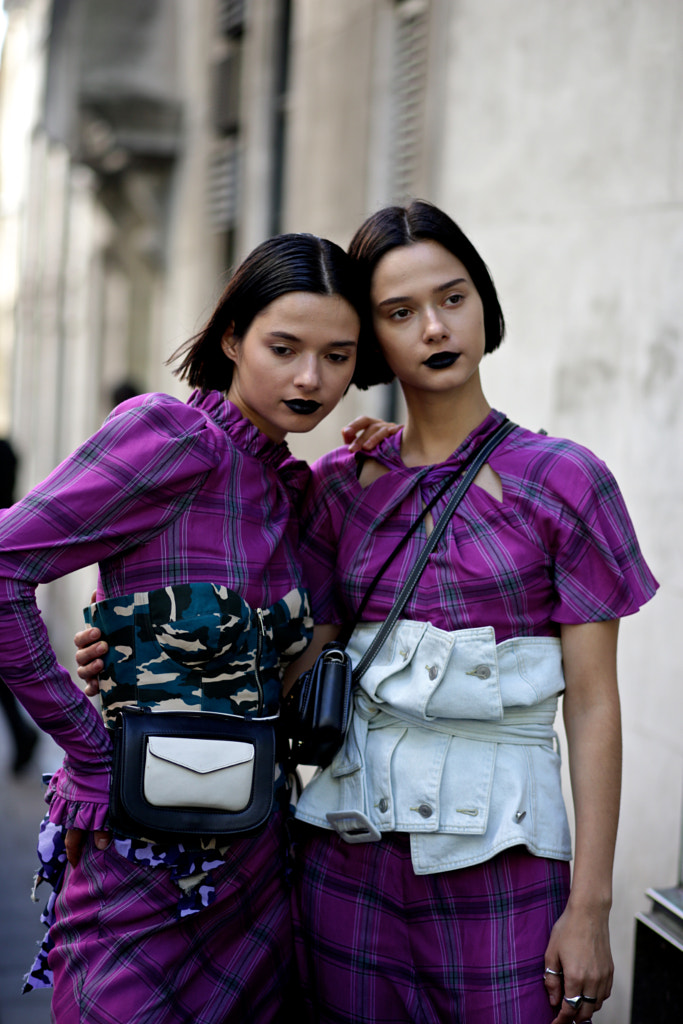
<box><xmin>347</xmin><ymin>200</ymin><xmax>506</xmax><ymax>384</ymax></box>
<box><xmin>171</xmin><ymin>232</ymin><xmax>380</xmax><ymax>392</ymax></box>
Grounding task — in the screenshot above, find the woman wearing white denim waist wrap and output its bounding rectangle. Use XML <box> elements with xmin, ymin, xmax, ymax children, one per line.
<box><xmin>291</xmin><ymin>202</ymin><xmax>658</xmax><ymax>1024</ymax></box>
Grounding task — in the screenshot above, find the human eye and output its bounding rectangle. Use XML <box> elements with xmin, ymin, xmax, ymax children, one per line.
<box><xmin>327</xmin><ymin>352</ymin><xmax>351</xmax><ymax>363</ymax></box>
<box><xmin>389</xmin><ymin>307</ymin><xmax>412</xmax><ymax>320</ymax></box>
<box><xmin>271</xmin><ymin>344</ymin><xmax>293</xmax><ymax>357</ymax></box>
<box><xmin>444</xmin><ymin>292</ymin><xmax>464</xmax><ymax>308</ymax></box>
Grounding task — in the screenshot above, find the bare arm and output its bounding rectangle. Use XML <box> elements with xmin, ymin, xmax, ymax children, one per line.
<box><xmin>69</xmin><ymin>593</ymin><xmax>111</xmax><ymax>863</ymax></box>
<box><xmin>545</xmin><ymin>618</ymin><xmax>621</xmax><ymax>1024</ymax></box>
<box><xmin>74</xmin><ymin>628</ymin><xmax>107</xmax><ymax>695</ymax></box>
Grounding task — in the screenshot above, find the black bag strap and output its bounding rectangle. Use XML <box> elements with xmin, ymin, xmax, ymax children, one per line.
<box><xmin>342</xmin><ymin>460</ymin><xmax>463</xmax><ymax>635</ymax></box>
<box><xmin>349</xmin><ymin>418</ymin><xmax>517</xmax><ymax>684</ymax></box>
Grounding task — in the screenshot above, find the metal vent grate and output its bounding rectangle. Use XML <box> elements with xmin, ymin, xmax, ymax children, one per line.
<box><xmin>392</xmin><ymin>0</ymin><xmax>430</xmax><ymax>200</ymax></box>
<box><xmin>207</xmin><ymin>138</ymin><xmax>241</xmax><ymax>232</ymax></box>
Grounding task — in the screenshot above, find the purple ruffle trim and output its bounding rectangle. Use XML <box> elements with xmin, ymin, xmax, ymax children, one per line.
<box><xmin>44</xmin><ymin>765</ymin><xmax>110</xmax><ymax>831</ymax></box>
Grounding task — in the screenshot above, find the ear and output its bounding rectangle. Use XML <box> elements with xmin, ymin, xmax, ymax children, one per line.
<box><xmin>221</xmin><ymin>323</ymin><xmax>239</xmax><ymax>364</ymax></box>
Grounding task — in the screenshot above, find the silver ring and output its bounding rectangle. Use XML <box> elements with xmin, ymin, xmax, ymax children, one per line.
<box><xmin>544</xmin><ymin>967</ymin><xmax>563</xmax><ymax>976</ymax></box>
<box><xmin>563</xmin><ymin>995</ymin><xmax>583</xmax><ymax>1010</ymax></box>
<box><xmin>581</xmin><ymin>995</ymin><xmax>597</xmax><ymax>1004</ymax></box>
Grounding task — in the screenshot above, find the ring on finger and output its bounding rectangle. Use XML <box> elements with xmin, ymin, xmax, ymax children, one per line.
<box><xmin>563</xmin><ymin>995</ymin><xmax>584</xmax><ymax>1010</ymax></box>
<box><xmin>544</xmin><ymin>967</ymin><xmax>563</xmax><ymax>977</ymax></box>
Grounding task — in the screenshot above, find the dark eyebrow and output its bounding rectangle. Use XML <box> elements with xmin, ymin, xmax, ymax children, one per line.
<box><xmin>376</xmin><ymin>277</ymin><xmax>467</xmax><ymax>309</ymax></box>
<box><xmin>435</xmin><ymin>277</ymin><xmax>467</xmax><ymax>293</ymax></box>
<box><xmin>268</xmin><ymin>332</ymin><xmax>357</xmax><ymax>347</ymax></box>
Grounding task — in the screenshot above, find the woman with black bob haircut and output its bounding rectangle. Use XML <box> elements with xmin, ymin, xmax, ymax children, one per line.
<box><xmin>3</xmin><ymin>230</ymin><xmax>392</xmax><ymax>1023</ymax></box>
<box><xmin>347</xmin><ymin>199</ymin><xmax>505</xmax><ymax>386</ymax></box>
<box><xmin>291</xmin><ymin>201</ymin><xmax>657</xmax><ymax>1024</ymax></box>
<box><xmin>174</xmin><ymin>231</ymin><xmax>377</xmax><ymax>392</ymax></box>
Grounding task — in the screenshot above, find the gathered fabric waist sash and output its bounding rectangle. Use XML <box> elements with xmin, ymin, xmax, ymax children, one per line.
<box><xmin>357</xmin><ymin>691</ymin><xmax>559</xmax><ymax>745</ymax></box>
<box><xmin>295</xmin><ymin>620</ymin><xmax>572</xmax><ymax>875</ymax></box>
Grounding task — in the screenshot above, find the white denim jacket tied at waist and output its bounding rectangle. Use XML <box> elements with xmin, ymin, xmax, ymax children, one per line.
<box><xmin>294</xmin><ymin>620</ymin><xmax>572</xmax><ymax>875</ymax></box>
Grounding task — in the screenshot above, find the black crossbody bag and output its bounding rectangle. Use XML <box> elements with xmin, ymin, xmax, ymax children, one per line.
<box><xmin>284</xmin><ymin>419</ymin><xmax>516</xmax><ymax>767</ymax></box>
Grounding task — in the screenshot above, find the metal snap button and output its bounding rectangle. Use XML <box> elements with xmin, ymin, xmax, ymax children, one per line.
<box><xmin>515</xmin><ymin>810</ymin><xmax>526</xmax><ymax>823</ymax></box>
<box><xmin>473</xmin><ymin>664</ymin><xmax>491</xmax><ymax>679</ymax></box>
<box><xmin>418</xmin><ymin>803</ymin><xmax>433</xmax><ymax>818</ymax></box>
<box><xmin>378</xmin><ymin>798</ymin><xmax>389</xmax><ymax>813</ymax></box>
<box><xmin>426</xmin><ymin>664</ymin><xmax>439</xmax><ymax>680</ymax></box>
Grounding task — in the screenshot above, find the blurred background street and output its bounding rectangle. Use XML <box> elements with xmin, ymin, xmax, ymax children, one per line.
<box><xmin>0</xmin><ymin>720</ymin><xmax>60</xmax><ymax>1023</ymax></box>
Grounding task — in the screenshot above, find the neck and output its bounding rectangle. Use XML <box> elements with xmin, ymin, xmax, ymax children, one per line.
<box><xmin>400</xmin><ymin>374</ymin><xmax>491</xmax><ymax>467</ymax></box>
<box><xmin>226</xmin><ymin>389</ymin><xmax>286</xmax><ymax>444</ymax></box>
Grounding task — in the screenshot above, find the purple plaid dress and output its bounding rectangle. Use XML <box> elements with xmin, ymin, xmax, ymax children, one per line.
<box><xmin>0</xmin><ymin>390</ymin><xmax>311</xmax><ymax>1023</ymax></box>
<box><xmin>294</xmin><ymin>409</ymin><xmax>658</xmax><ymax>1023</ymax></box>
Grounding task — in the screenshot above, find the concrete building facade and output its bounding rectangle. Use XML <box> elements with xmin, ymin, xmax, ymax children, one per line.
<box><xmin>0</xmin><ymin>2</ymin><xmax>681</xmax><ymax>1020</ymax></box>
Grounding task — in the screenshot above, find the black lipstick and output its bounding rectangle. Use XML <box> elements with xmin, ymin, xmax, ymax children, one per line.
<box><xmin>423</xmin><ymin>352</ymin><xmax>459</xmax><ymax>369</ymax></box>
<box><xmin>283</xmin><ymin>399</ymin><xmax>322</xmax><ymax>415</ymax></box>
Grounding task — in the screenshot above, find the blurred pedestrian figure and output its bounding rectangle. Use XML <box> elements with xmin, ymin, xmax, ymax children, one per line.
<box><xmin>0</xmin><ymin>438</ymin><xmax>39</xmax><ymax>774</ymax></box>
<box><xmin>110</xmin><ymin>378</ymin><xmax>142</xmax><ymax>408</ymax></box>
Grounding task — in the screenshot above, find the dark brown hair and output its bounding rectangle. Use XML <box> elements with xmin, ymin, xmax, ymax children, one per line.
<box><xmin>171</xmin><ymin>232</ymin><xmax>380</xmax><ymax>391</ymax></box>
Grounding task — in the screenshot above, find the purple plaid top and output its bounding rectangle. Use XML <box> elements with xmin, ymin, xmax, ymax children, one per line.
<box><xmin>300</xmin><ymin>409</ymin><xmax>657</xmax><ymax>637</ymax></box>
<box><xmin>0</xmin><ymin>390</ymin><xmax>309</xmax><ymax>828</ymax></box>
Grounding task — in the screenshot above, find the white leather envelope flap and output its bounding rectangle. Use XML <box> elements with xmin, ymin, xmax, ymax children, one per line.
<box><xmin>144</xmin><ymin>736</ymin><xmax>255</xmax><ymax>811</ymax></box>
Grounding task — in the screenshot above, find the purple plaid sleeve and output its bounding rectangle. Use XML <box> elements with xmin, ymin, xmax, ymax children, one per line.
<box><xmin>0</xmin><ymin>395</ymin><xmax>220</xmax><ymax>821</ymax></box>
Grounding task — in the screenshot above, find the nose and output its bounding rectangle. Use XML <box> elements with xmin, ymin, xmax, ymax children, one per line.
<box><xmin>293</xmin><ymin>354</ymin><xmax>321</xmax><ymax>390</ymax></box>
<box><xmin>423</xmin><ymin>306</ymin><xmax>449</xmax><ymax>343</ymax></box>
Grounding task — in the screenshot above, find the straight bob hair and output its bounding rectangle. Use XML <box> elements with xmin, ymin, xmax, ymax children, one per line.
<box><xmin>171</xmin><ymin>232</ymin><xmax>380</xmax><ymax>392</ymax></box>
<box><xmin>347</xmin><ymin>200</ymin><xmax>506</xmax><ymax>385</ymax></box>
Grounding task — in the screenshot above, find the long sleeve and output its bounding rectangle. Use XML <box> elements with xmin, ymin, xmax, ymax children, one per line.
<box><xmin>0</xmin><ymin>394</ymin><xmax>218</xmax><ymax>826</ymax></box>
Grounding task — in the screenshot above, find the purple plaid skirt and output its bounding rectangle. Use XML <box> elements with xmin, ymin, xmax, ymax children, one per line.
<box><xmin>48</xmin><ymin>812</ymin><xmax>295</xmax><ymax>1024</ymax></box>
<box><xmin>291</xmin><ymin>827</ymin><xmax>570</xmax><ymax>1024</ymax></box>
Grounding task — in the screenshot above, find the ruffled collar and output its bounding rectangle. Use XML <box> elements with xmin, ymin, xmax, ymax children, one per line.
<box><xmin>365</xmin><ymin>408</ymin><xmax>508</xmax><ymax>484</ymax></box>
<box><xmin>188</xmin><ymin>390</ymin><xmax>310</xmax><ymax>493</ymax></box>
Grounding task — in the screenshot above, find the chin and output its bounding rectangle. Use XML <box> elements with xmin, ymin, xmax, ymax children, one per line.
<box><xmin>286</xmin><ymin>412</ymin><xmax>327</xmax><ymax>434</ymax></box>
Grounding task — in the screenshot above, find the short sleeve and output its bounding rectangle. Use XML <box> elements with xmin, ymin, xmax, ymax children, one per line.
<box><xmin>543</xmin><ymin>445</ymin><xmax>658</xmax><ymax>623</ymax></box>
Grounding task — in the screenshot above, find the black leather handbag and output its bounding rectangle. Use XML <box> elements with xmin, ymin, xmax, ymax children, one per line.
<box><xmin>284</xmin><ymin>419</ymin><xmax>517</xmax><ymax>769</ymax></box>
